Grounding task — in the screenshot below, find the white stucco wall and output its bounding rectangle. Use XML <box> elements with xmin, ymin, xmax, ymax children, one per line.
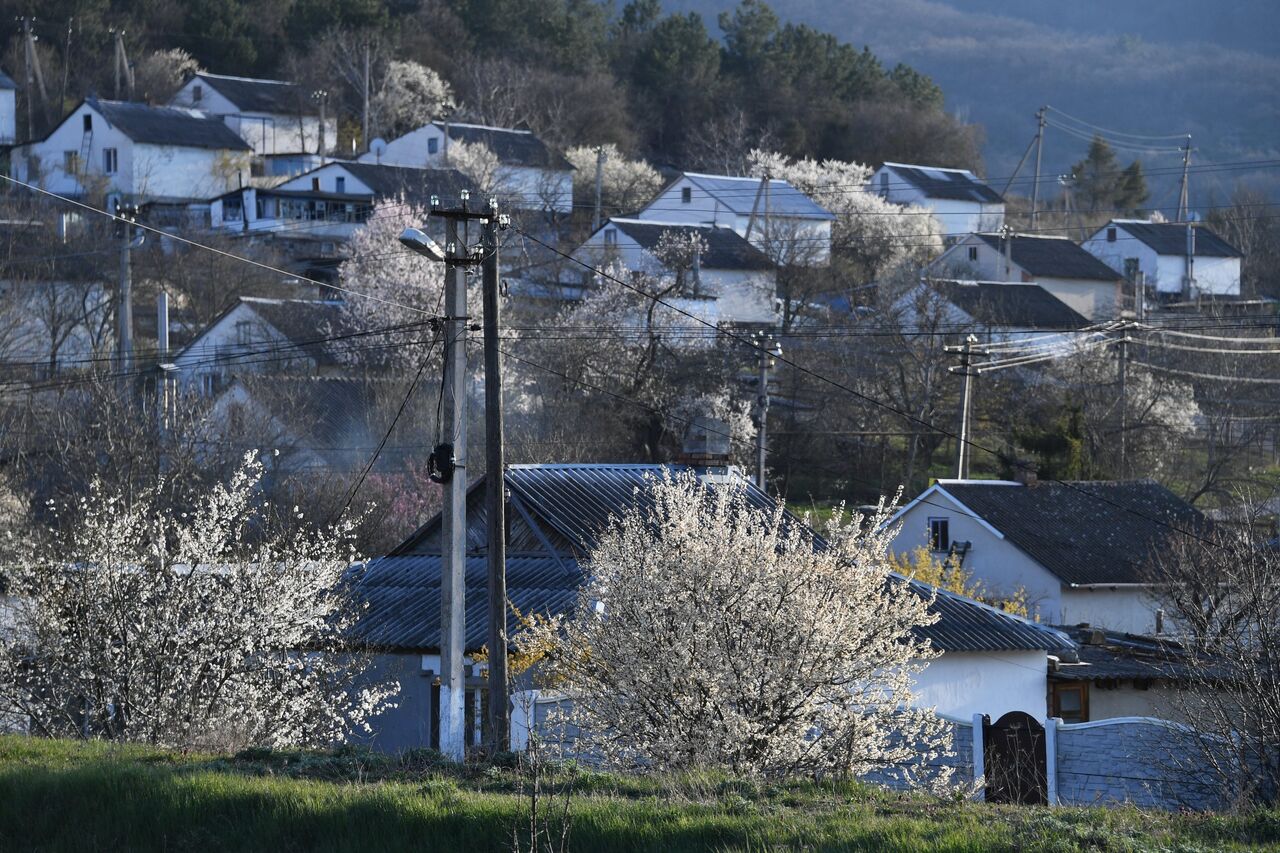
<box><xmin>0</xmin><ymin>88</ymin><xmax>15</xmax><ymax>144</ymax></box>
<box><xmin>1082</xmin><ymin>224</ymin><xmax>1241</xmax><ymax>297</ymax></box>
<box><xmin>1034</xmin><ymin>275</ymin><xmax>1120</xmax><ymax>321</ymax></box>
<box><xmin>173</xmin><ymin>301</ymin><xmax>316</xmax><ymax>393</ymax></box>
<box><xmin>1059</xmin><ymin>587</ymin><xmax>1159</xmax><ymax>635</ymax></box>
<box><xmin>171</xmin><ymin>78</ymin><xmax>335</xmax><ymax>157</ymax></box>
<box><xmin>874</xmin><ymin>165</ymin><xmax>1005</xmax><ymax>238</ymax></box>
<box><xmin>913</xmin><ymin>650</ymin><xmax>1048</xmax><ymax>719</ymax></box>
<box><xmin>1086</xmin><ymin>683</ymin><xmax>1184</xmax><ymax>722</ymax></box>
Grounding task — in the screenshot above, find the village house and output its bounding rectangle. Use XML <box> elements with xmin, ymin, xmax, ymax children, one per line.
<box><xmin>871</xmin><ymin>162</ymin><xmax>1005</xmax><ymax>239</ymax></box>
<box><xmin>1081</xmin><ymin>219</ymin><xmax>1242</xmax><ymax>300</ymax></box>
<box><xmin>929</xmin><ymin>232</ymin><xmax>1125</xmax><ymax>321</ymax></box>
<box><xmin>574</xmin><ymin>217</ymin><xmax>779</xmax><ymax>325</ymax></box>
<box><xmin>169</xmin><ymin>72</ymin><xmax>336</xmax><ymax>176</ymax></box>
<box><xmin>361</xmin><ymin>121</ymin><xmax>574</xmax><ymax>213</ymax></box>
<box><xmin>11</xmin><ymin>97</ymin><xmax>252</xmax><ymax>210</ymax></box>
<box><xmin>348</xmin><ymin>462</ymin><xmax>1074</xmax><ymax>753</ymax></box>
<box><xmin>168</xmin><ymin>296</ymin><xmax>354</xmax><ymax>397</ymax></box>
<box><xmin>634</xmin><ymin>172</ymin><xmax>835</xmax><ymax>265</ymax></box>
<box><xmin>209</xmin><ymin>161</ymin><xmax>474</xmax><ymax>241</ymax></box>
<box><xmin>0</xmin><ymin>69</ymin><xmax>16</xmax><ymax>145</ymax></box>
<box><xmin>900</xmin><ymin>278</ymin><xmax>1090</xmax><ymax>344</ymax></box>
<box><xmin>887</xmin><ymin>476</ymin><xmax>1203</xmax><ymax>637</ymax></box>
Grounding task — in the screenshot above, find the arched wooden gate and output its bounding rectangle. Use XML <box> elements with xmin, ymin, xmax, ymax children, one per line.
<box><xmin>983</xmin><ymin>711</ymin><xmax>1048</xmax><ymax>804</ymax></box>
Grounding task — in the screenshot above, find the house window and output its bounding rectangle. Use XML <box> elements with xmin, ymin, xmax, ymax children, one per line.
<box><xmin>63</xmin><ymin>151</ymin><xmax>79</xmax><ymax>173</ymax></box>
<box><xmin>311</xmin><ymin>177</ymin><xmax>320</xmax><ymax>191</ymax></box>
<box><xmin>928</xmin><ymin>517</ymin><xmax>950</xmax><ymax>552</ymax></box>
<box><xmin>1051</xmin><ymin>682</ymin><xmax>1089</xmax><ymax>724</ymax></box>
<box><xmin>82</xmin><ymin>114</ymin><xmax>92</xmax><ymax>132</ymax></box>
<box><xmin>1123</xmin><ymin>257</ymin><xmax>1140</xmax><ymax>282</ymax></box>
<box><xmin>428</xmin><ymin>138</ymin><xmax>439</xmax><ymax>155</ymax></box>
<box><xmin>1106</xmin><ymin>227</ymin><xmax>1117</xmax><ymax>243</ymax></box>
<box><xmin>880</xmin><ymin>170</ymin><xmax>889</xmax><ymax>194</ymax></box>
<box><xmin>603</xmin><ymin>228</ymin><xmax>617</xmax><ymax>246</ymax></box>
<box><xmin>967</xmin><ymin>246</ymin><xmax>978</xmax><ymax>262</ymax></box>
<box><xmin>335</xmin><ymin>176</ymin><xmax>345</xmax><ymax>193</ymax></box>
<box><xmin>200</xmin><ymin>373</ymin><xmax>219</xmax><ymax>397</ymax></box>
<box><xmin>193</xmin><ymin>84</ymin><xmax>203</xmax><ymax>102</ymax></box>
<box><xmin>681</xmin><ymin>186</ymin><xmax>692</xmax><ymax>204</ymax></box>
<box><xmin>235</xmin><ymin>320</ymin><xmax>253</xmax><ymax>346</ymax></box>
<box><xmin>103</xmin><ymin>148</ymin><xmax>118</xmax><ymax>174</ymax></box>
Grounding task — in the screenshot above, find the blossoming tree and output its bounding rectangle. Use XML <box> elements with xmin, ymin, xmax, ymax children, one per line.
<box><xmin>521</xmin><ymin>472</ymin><xmax>949</xmax><ymax>779</ymax></box>
<box><xmin>0</xmin><ymin>455</ymin><xmax>396</xmax><ymax>749</ymax></box>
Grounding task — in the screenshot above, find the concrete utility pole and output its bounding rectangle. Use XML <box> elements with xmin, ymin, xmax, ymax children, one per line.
<box><xmin>1031</xmin><ymin>107</ymin><xmax>1046</xmax><ymax>228</ymax></box>
<box><xmin>1177</xmin><ymin>135</ymin><xmax>1192</xmax><ymax>222</ymax></box>
<box><xmin>361</xmin><ymin>41</ymin><xmax>371</xmax><ymax>152</ymax></box>
<box><xmin>591</xmin><ymin>146</ymin><xmax>605</xmax><ymax>232</ymax></box>
<box><xmin>111</xmin><ymin>29</ymin><xmax>134</xmax><ymax>100</ymax></box>
<box><xmin>313</xmin><ymin>89</ymin><xmax>329</xmax><ymax>162</ymax></box>
<box><xmin>1117</xmin><ymin>328</ymin><xmax>1128</xmax><ymax>478</ymax></box>
<box><xmin>754</xmin><ymin>333</ymin><xmax>782</xmax><ymax>489</ymax></box>
<box><xmin>116</xmin><ymin>203</ymin><xmax>141</xmax><ymax>375</ymax></box>
<box><xmin>480</xmin><ymin>199</ymin><xmax>510</xmax><ymax>751</ymax></box>
<box><xmin>947</xmin><ymin>334</ymin><xmax>988</xmax><ymax>480</ymax></box>
<box><xmin>19</xmin><ymin>17</ymin><xmax>50</xmax><ymax>138</ymax></box>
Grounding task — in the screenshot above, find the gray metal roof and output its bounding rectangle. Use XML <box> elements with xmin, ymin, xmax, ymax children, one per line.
<box><xmin>884</xmin><ymin>163</ymin><xmax>1003</xmax><ymax>204</ymax></box>
<box><xmin>933</xmin><ymin>280</ymin><xmax>1089</xmax><ymax>330</ymax></box>
<box><xmin>604</xmin><ymin>219</ymin><xmax>775</xmax><ymax>271</ymax></box>
<box><xmin>437</xmin><ymin>122</ymin><xmax>572</xmax><ymax>170</ymax></box>
<box><xmin>91</xmin><ymin>98</ymin><xmax>252</xmax><ymax>150</ymax></box>
<box><xmin>196</xmin><ymin>73</ymin><xmax>316</xmax><ymax>115</ymax></box>
<box><xmin>681</xmin><ymin>173</ymin><xmax>836</xmax><ymax>220</ymax></box>
<box><xmin>354</xmin><ymin>464</ymin><xmax>1073</xmax><ymax>655</ymax></box>
<box><xmin>973</xmin><ymin>233</ymin><xmax>1121</xmax><ymax>281</ymax></box>
<box><xmin>1108</xmin><ymin>220</ymin><xmax>1241</xmax><ymax>258</ymax></box>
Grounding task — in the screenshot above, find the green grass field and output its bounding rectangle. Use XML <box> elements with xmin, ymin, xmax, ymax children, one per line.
<box><xmin>0</xmin><ymin>736</ymin><xmax>1277</xmax><ymax>852</ymax></box>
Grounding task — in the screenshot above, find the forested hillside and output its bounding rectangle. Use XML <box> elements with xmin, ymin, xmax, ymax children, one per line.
<box><xmin>0</xmin><ymin>0</ymin><xmax>981</xmax><ymax>172</ymax></box>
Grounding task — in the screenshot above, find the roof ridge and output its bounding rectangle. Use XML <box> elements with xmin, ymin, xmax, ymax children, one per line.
<box><xmin>883</xmin><ymin>161</ymin><xmax>979</xmax><ymax>176</ymax></box>
<box><xmin>437</xmin><ymin>120</ymin><xmax>533</xmax><ymax>135</ymax></box>
<box><xmin>200</xmin><ymin>72</ymin><xmax>296</xmax><ymax>86</ymax></box>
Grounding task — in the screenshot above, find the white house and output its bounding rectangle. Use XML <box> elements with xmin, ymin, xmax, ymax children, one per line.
<box><xmin>888</xmin><ymin>477</ymin><xmax>1205</xmax><ymax>721</ymax></box>
<box><xmin>0</xmin><ymin>69</ymin><xmax>16</xmax><ymax>144</ymax></box>
<box><xmin>209</xmin><ymin>161</ymin><xmax>473</xmax><ymax>240</ymax></box>
<box><xmin>347</xmin><ymin>462</ymin><xmax>1075</xmax><ymax>752</ymax></box>
<box><xmin>929</xmin><ymin>232</ymin><xmax>1124</xmax><ymax>321</ymax></box>
<box><xmin>170</xmin><ymin>73</ymin><xmax>335</xmax><ymax>171</ymax></box>
<box><xmin>574</xmin><ymin>218</ymin><xmax>779</xmax><ymax>325</ymax></box>
<box><xmin>634</xmin><ymin>172</ymin><xmax>835</xmax><ymax>265</ymax></box>
<box><xmin>169</xmin><ymin>296</ymin><xmax>353</xmax><ymax>397</ymax></box>
<box><xmin>1081</xmin><ymin>219</ymin><xmax>1242</xmax><ymax>299</ymax></box>
<box><xmin>11</xmin><ymin>98</ymin><xmax>252</xmax><ymax>205</ymax></box>
<box><xmin>361</xmin><ymin>121</ymin><xmax>573</xmax><ymax>213</ymax></box>
<box><xmin>872</xmin><ymin>162</ymin><xmax>1005</xmax><ymax>239</ymax></box>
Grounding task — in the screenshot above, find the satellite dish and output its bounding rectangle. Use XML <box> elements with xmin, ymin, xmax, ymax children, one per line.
<box><xmin>369</xmin><ymin>137</ymin><xmax>388</xmax><ymax>162</ymax></box>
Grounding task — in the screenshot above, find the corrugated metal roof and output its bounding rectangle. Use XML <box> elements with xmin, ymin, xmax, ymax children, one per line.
<box><xmin>973</xmin><ymin>233</ymin><xmax>1122</xmax><ymax>281</ymax></box>
<box><xmin>681</xmin><ymin>173</ymin><xmax>835</xmax><ymax>220</ymax></box>
<box><xmin>357</xmin><ymin>464</ymin><xmax>1074</xmax><ymax>655</ymax></box>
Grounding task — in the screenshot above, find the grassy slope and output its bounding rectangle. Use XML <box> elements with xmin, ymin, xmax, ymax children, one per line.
<box><xmin>0</xmin><ymin>737</ymin><xmax>1277</xmax><ymax>852</ymax></box>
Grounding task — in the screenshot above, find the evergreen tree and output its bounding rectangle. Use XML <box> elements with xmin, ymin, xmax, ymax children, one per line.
<box><xmin>1071</xmin><ymin>135</ymin><xmax>1148</xmax><ymax>214</ymax></box>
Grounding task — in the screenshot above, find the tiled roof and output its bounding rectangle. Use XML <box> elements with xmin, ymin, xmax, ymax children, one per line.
<box><xmin>933</xmin><ymin>280</ymin><xmax>1089</xmax><ymax>330</ymax></box>
<box><xmin>1108</xmin><ymin>220</ymin><xmax>1241</xmax><ymax>258</ymax></box>
<box><xmin>973</xmin><ymin>233</ymin><xmax>1121</xmax><ymax>281</ymax></box>
<box><xmin>353</xmin><ymin>464</ymin><xmax>1074</xmax><ymax>654</ymax></box>
<box><xmin>438</xmin><ymin>122</ymin><xmax>572</xmax><ymax>170</ymax></box>
<box><xmin>883</xmin><ymin>162</ymin><xmax>1003</xmax><ymax>204</ymax></box>
<box><xmin>196</xmin><ymin>73</ymin><xmax>316</xmax><ymax>115</ymax></box>
<box><xmin>938</xmin><ymin>480</ymin><xmax>1204</xmax><ymax>586</ymax></box>
<box><xmin>92</xmin><ymin>99</ymin><xmax>252</xmax><ymax>150</ymax></box>
<box><xmin>681</xmin><ymin>173</ymin><xmax>835</xmax><ymax>220</ymax></box>
<box><xmin>605</xmin><ymin>219</ymin><xmax>775</xmax><ymax>271</ymax></box>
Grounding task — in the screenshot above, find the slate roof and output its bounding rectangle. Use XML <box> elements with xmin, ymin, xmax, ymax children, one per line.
<box><xmin>1051</xmin><ymin>625</ymin><xmax>1199</xmax><ymax>682</ymax></box>
<box><xmin>437</xmin><ymin>122</ymin><xmax>572</xmax><ymax>170</ymax></box>
<box><xmin>883</xmin><ymin>162</ymin><xmax>1003</xmax><ymax>204</ymax></box>
<box><xmin>195</xmin><ymin>73</ymin><xmax>316</xmax><ymax>115</ymax></box>
<box><xmin>352</xmin><ymin>464</ymin><xmax>1074</xmax><ymax>654</ymax></box>
<box><xmin>604</xmin><ymin>219</ymin><xmax>775</xmax><ymax>271</ymax></box>
<box><xmin>1108</xmin><ymin>220</ymin><xmax>1241</xmax><ymax>258</ymax></box>
<box><xmin>973</xmin><ymin>233</ymin><xmax>1121</xmax><ymax>281</ymax></box>
<box><xmin>681</xmin><ymin>173</ymin><xmax>836</xmax><ymax>220</ymax></box>
<box><xmin>331</xmin><ymin>163</ymin><xmax>476</xmax><ymax>204</ymax></box>
<box><xmin>933</xmin><ymin>280</ymin><xmax>1089</xmax><ymax>330</ymax></box>
<box><xmin>936</xmin><ymin>480</ymin><xmax>1205</xmax><ymax>586</ymax></box>
<box><xmin>90</xmin><ymin>99</ymin><xmax>252</xmax><ymax>150</ymax></box>
<box><xmin>239</xmin><ymin>297</ymin><xmax>356</xmax><ymax>365</ymax></box>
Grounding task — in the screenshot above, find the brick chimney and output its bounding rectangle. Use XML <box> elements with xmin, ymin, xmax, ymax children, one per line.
<box><xmin>678</xmin><ymin>416</ymin><xmax>732</xmax><ymax>469</ymax></box>
<box><xmin>1013</xmin><ymin>465</ymin><xmax>1039</xmax><ymax>487</ymax></box>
